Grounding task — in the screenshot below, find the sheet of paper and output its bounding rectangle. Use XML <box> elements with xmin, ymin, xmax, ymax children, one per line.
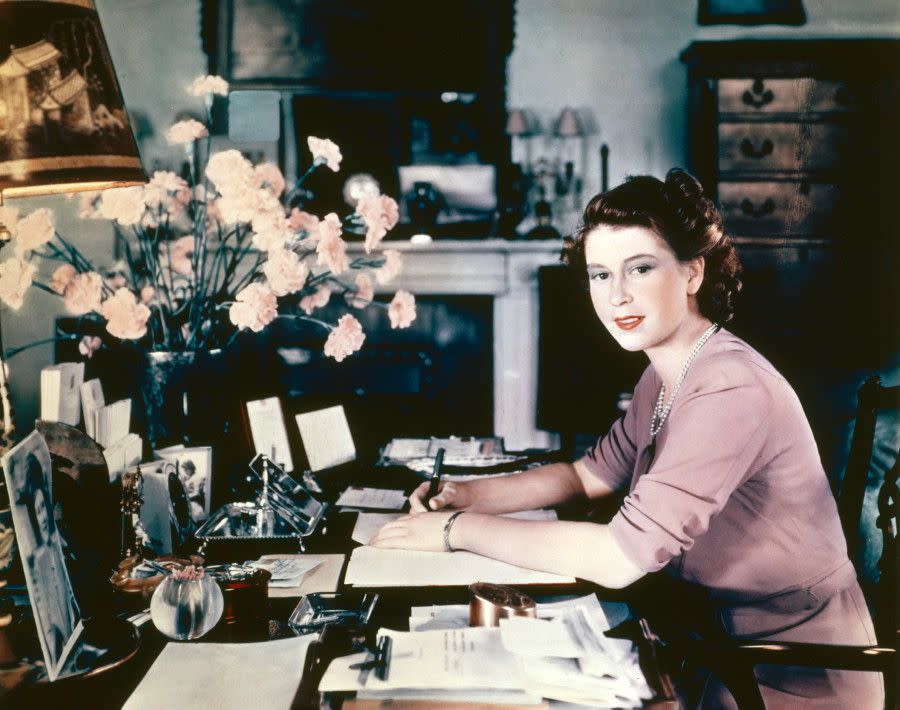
<box><xmin>246</xmin><ymin>397</ymin><xmax>294</xmax><ymax>472</ymax></box>
<box><xmin>319</xmin><ymin>627</ymin><xmax>523</xmax><ymax>693</ymax></box>
<box><xmin>500</xmin><ymin>617</ymin><xmax>583</xmax><ymax>658</ymax></box>
<box><xmin>258</xmin><ymin>554</ymin><xmax>345</xmax><ymax>598</ymax></box>
<box><xmin>94</xmin><ymin>398</ymin><xmax>131</xmax><ymax>448</ymax></box>
<box><xmin>337</xmin><ymin>486</ymin><xmax>406</xmax><ymax>511</ymax></box>
<box><xmin>103</xmin><ymin>433</ymin><xmax>143</xmax><ymax>481</ymax></box>
<box><xmin>344</xmin><ymin>546</ymin><xmax>575</xmax><ymax>587</ymax></box>
<box><xmin>295</xmin><ymin>405</ymin><xmax>355</xmax><ymax>471</ymax></box>
<box><xmin>351</xmin><ymin>510</ymin><xmax>558</xmax><ymax>546</ymax></box>
<box><xmin>80</xmin><ymin>379</ymin><xmax>104</xmax><ymax>437</ymax></box>
<box><xmin>123</xmin><ymin>635</ymin><xmax>316</xmax><ymax>710</ymax></box>
<box><xmin>250</xmin><ymin>556</ymin><xmax>322</xmax><ymax>588</ymax></box>
<box><xmin>351</xmin><ymin>513</ymin><xmax>400</xmax><ymax>545</ymax></box>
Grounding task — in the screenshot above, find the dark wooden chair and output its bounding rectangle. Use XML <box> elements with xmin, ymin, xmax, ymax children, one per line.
<box><xmin>677</xmin><ymin>375</ymin><xmax>899</xmax><ymax>709</ymax></box>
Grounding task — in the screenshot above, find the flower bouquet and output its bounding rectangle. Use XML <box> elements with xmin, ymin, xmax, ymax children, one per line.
<box><xmin>0</xmin><ymin>74</ymin><xmax>416</xmax><ymax>365</ymax></box>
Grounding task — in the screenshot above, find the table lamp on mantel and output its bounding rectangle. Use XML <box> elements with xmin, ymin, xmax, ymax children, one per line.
<box><xmin>0</xmin><ymin>0</ymin><xmax>147</xmax><ymax>453</ymax></box>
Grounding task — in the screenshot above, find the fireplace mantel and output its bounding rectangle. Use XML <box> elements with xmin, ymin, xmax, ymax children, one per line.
<box><xmin>351</xmin><ymin>239</ymin><xmax>564</xmax><ymax>451</ymax></box>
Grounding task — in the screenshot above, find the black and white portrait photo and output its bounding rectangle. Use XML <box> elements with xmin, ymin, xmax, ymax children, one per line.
<box><xmin>2</xmin><ymin>431</ymin><xmax>82</xmax><ymax>681</ymax></box>
<box><xmin>154</xmin><ymin>445</ymin><xmax>212</xmax><ymax>523</ymax></box>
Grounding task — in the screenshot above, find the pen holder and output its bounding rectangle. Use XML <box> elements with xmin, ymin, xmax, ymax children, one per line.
<box><xmin>468</xmin><ymin>582</ymin><xmax>537</xmax><ymax>627</ymax></box>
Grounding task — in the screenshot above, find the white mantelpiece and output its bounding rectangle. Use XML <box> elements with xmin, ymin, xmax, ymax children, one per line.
<box><xmin>353</xmin><ymin>239</ymin><xmax>564</xmax><ymax>451</ymax></box>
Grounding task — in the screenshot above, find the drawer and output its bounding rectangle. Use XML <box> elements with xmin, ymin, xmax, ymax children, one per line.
<box><xmin>718</xmin><ymin>78</ymin><xmax>853</xmax><ymax>115</ymax></box>
<box><xmin>718</xmin><ymin>122</ymin><xmax>849</xmax><ymax>173</ymax></box>
<box><xmin>718</xmin><ymin>181</ymin><xmax>841</xmax><ymax>236</ymax></box>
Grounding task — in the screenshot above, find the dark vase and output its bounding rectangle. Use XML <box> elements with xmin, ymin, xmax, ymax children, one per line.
<box><xmin>138</xmin><ymin>351</ymin><xmax>197</xmax><ymax>449</ymax></box>
<box><xmin>405</xmin><ymin>181</ymin><xmax>444</xmax><ymax>231</ymax></box>
<box><xmin>137</xmin><ymin>349</ymin><xmax>233</xmax><ymax>450</ymax></box>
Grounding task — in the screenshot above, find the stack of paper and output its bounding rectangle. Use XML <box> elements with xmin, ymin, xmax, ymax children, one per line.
<box><xmin>103</xmin><ymin>432</ymin><xmax>143</xmax><ymax>481</ymax></box>
<box><xmin>320</xmin><ymin>596</ymin><xmax>652</xmax><ymax>708</ymax></box>
<box><xmin>40</xmin><ymin>362</ymin><xmax>84</xmax><ymax>425</ymax></box>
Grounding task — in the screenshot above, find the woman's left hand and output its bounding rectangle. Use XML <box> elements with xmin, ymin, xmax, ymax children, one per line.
<box><xmin>369</xmin><ymin>512</ymin><xmax>455</xmax><ymax>552</ymax></box>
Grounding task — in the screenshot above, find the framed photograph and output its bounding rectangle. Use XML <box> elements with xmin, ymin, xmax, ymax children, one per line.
<box><xmin>2</xmin><ymin>431</ymin><xmax>82</xmax><ymax>681</ymax></box>
<box><xmin>697</xmin><ymin>0</ymin><xmax>806</xmax><ymax>25</ymax></box>
<box><xmin>154</xmin><ymin>445</ymin><xmax>213</xmax><ymax>523</ymax></box>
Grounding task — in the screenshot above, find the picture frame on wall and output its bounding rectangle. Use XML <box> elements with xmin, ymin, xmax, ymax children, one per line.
<box><xmin>697</xmin><ymin>0</ymin><xmax>806</xmax><ymax>25</ymax></box>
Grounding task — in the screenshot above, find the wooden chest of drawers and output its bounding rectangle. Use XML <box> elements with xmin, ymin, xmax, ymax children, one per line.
<box><xmin>681</xmin><ymin>40</ymin><xmax>900</xmax><ymax>374</ymax></box>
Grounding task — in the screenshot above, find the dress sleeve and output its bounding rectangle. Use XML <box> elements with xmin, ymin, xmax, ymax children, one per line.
<box><xmin>576</xmin><ymin>370</ymin><xmax>646</xmax><ymax>492</ymax></box>
<box><xmin>608</xmin><ymin>362</ymin><xmax>771</xmax><ymax>572</ymax></box>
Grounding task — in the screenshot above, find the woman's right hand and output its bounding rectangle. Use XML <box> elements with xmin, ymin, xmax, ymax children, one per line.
<box><xmin>408</xmin><ymin>480</ymin><xmax>473</xmax><ymax>513</ymax></box>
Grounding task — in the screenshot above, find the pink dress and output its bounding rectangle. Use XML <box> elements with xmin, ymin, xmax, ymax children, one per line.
<box><xmin>579</xmin><ymin>329</ymin><xmax>883</xmax><ymax>709</ymax></box>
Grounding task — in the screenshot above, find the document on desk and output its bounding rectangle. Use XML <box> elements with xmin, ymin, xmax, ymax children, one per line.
<box><xmin>336</xmin><ymin>486</ymin><xmax>407</xmax><ymax>510</ymax></box>
<box><xmin>319</xmin><ymin>626</ymin><xmax>524</xmax><ymax>693</ymax></box>
<box><xmin>123</xmin><ymin>635</ymin><xmax>316</xmax><ymax>710</ymax></box>
<box><xmin>345</xmin><ymin>546</ymin><xmax>574</xmax><ymax>587</ymax></box>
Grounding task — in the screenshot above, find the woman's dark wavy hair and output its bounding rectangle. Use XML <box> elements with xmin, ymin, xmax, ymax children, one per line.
<box><xmin>562</xmin><ymin>168</ymin><xmax>742</xmax><ymax>324</ymax></box>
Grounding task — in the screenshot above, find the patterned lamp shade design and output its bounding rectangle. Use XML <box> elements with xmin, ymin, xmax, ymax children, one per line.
<box><xmin>0</xmin><ymin>0</ymin><xmax>146</xmax><ymax>197</ymax></box>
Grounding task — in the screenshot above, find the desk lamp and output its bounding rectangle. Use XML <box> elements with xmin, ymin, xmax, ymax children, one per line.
<box><xmin>0</xmin><ymin>0</ymin><xmax>146</xmax><ymax>452</ymax></box>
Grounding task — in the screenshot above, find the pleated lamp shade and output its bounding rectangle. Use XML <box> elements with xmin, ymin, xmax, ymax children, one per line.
<box><xmin>0</xmin><ymin>0</ymin><xmax>146</xmax><ymax>198</ymax></box>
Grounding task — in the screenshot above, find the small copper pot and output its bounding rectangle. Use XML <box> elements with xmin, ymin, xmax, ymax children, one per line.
<box><xmin>469</xmin><ymin>582</ymin><xmax>537</xmax><ymax>627</ymax></box>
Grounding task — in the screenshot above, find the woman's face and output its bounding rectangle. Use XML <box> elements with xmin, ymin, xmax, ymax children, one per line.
<box><xmin>584</xmin><ymin>224</ymin><xmax>703</xmax><ymax>353</ymax></box>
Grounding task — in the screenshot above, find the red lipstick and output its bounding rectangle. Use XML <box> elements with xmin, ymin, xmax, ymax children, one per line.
<box><xmin>614</xmin><ymin>316</ymin><xmax>644</xmax><ymax>331</ymax></box>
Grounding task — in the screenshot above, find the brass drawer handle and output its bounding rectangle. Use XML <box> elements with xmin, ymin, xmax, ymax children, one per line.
<box><xmin>741</xmin><ymin>79</ymin><xmax>774</xmax><ymax>109</ymax></box>
<box><xmin>740</xmin><ymin>198</ymin><xmax>776</xmax><ymax>218</ymax></box>
<box><xmin>739</xmin><ymin>138</ymin><xmax>774</xmax><ymax>159</ymax></box>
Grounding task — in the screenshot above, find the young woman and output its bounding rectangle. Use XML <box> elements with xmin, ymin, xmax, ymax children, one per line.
<box><xmin>371</xmin><ymin>170</ymin><xmax>882</xmax><ymax>708</ymax></box>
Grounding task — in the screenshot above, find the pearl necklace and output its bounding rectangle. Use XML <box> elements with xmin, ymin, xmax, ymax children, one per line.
<box><xmin>649</xmin><ymin>324</ymin><xmax>720</xmax><ymax>437</ymax></box>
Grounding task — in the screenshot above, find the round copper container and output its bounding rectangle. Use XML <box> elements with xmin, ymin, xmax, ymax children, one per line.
<box><xmin>212</xmin><ymin>567</ymin><xmax>271</xmax><ymax>625</ymax></box>
<box><xmin>469</xmin><ymin>582</ymin><xmax>537</xmax><ymax>627</ymax></box>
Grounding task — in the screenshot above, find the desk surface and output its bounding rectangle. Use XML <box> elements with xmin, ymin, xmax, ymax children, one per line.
<box><xmin>0</xmin><ymin>468</ymin><xmax>679</xmax><ymax>709</ymax></box>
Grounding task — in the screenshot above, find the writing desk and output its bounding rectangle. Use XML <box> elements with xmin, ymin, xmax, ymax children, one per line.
<box><xmin>1</xmin><ymin>468</ymin><xmax>679</xmax><ymax>709</ymax></box>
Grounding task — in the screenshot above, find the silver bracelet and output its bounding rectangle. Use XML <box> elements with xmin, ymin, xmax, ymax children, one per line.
<box><xmin>442</xmin><ymin>511</ymin><xmax>464</xmax><ymax>553</ymax></box>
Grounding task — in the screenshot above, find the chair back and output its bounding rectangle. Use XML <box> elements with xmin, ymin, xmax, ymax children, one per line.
<box><xmin>838</xmin><ymin>374</ymin><xmax>899</xmax><ymax>644</ymax></box>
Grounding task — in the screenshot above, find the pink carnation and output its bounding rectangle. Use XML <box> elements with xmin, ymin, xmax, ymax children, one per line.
<box><xmin>315</xmin><ymin>213</ymin><xmax>348</xmax><ymax>274</ymax></box>
<box><xmin>144</xmin><ymin>171</ymin><xmax>190</xmax><ymax>207</ymax></box>
<box><xmin>169</xmin><ymin>236</ymin><xmax>196</xmax><ymax>275</ymax></box>
<box><xmin>356</xmin><ymin>194</ymin><xmax>399</xmax><ymax>253</ymax></box>
<box><xmin>50</xmin><ymin>264</ymin><xmax>77</xmax><ymax>295</ymax></box>
<box><xmin>375</xmin><ymin>249</ymin><xmax>403</xmax><ymax>284</ymax></box>
<box><xmin>229</xmin><ymin>282</ymin><xmax>278</xmax><ymax>332</ymax></box>
<box><xmin>140</xmin><ymin>285</ymin><xmax>156</xmax><ymax>304</ymax></box>
<box><xmin>288</xmin><ymin>208</ymin><xmax>320</xmax><ymax>236</ymax></box>
<box><xmin>307</xmin><ymin>136</ymin><xmax>342</xmax><ymax>172</ymax></box>
<box><xmin>251</xmin><ymin>209</ymin><xmax>293</xmax><ymax>252</ymax></box>
<box><xmin>78</xmin><ymin>335</ymin><xmax>102</xmax><ymax>359</ymax></box>
<box><xmin>99</xmin><ymin>187</ymin><xmax>146</xmax><ymax>225</ymax></box>
<box><xmin>254</xmin><ymin>162</ymin><xmax>286</xmax><ymax>198</ymax></box>
<box><xmin>64</xmin><ymin>272</ymin><xmax>103</xmax><ymax>315</ymax></box>
<box><xmin>100</xmin><ymin>288</ymin><xmax>151</xmax><ymax>340</ymax></box>
<box><xmin>299</xmin><ymin>285</ymin><xmax>331</xmax><ymax>314</ymax></box>
<box><xmin>189</xmin><ymin>74</ymin><xmax>229</xmax><ymax>97</ymax></box>
<box><xmin>0</xmin><ymin>257</ymin><xmax>36</xmax><ymax>309</ymax></box>
<box><xmin>165</xmin><ymin>119</ymin><xmax>208</xmax><ymax>145</ymax></box>
<box><xmin>388</xmin><ymin>290</ymin><xmax>416</xmax><ymax>329</ymax></box>
<box><xmin>13</xmin><ymin>208</ymin><xmax>55</xmax><ymax>252</ymax></box>
<box><xmin>324</xmin><ymin>314</ymin><xmax>365</xmax><ymax>362</ymax></box>
<box><xmin>345</xmin><ymin>273</ymin><xmax>374</xmax><ymax>308</ymax></box>
<box><xmin>205</xmin><ymin>150</ymin><xmax>255</xmax><ymax>196</ymax></box>
<box><xmin>263</xmin><ymin>248</ymin><xmax>309</xmax><ymax>296</ymax></box>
